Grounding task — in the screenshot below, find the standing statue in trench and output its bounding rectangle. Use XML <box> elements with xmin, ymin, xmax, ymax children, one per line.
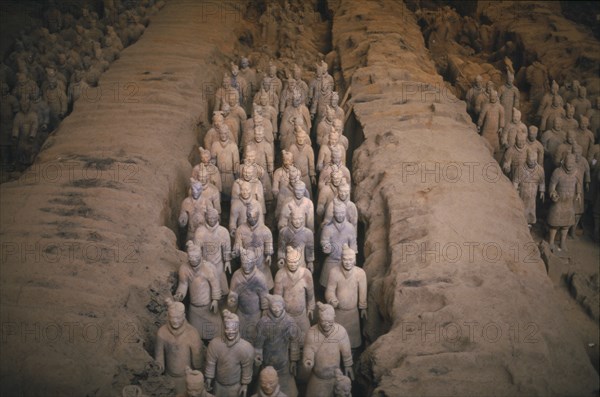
<box><xmin>303</xmin><ymin>302</ymin><xmax>353</xmax><ymax>397</ymax></box>
<box><xmin>498</xmin><ymin>70</ymin><xmax>519</xmax><ymax>128</ymax></box>
<box><xmin>563</xmin><ymin>104</ymin><xmax>579</xmax><ymax>134</ymax></box>
<box><xmin>174</xmin><ymin>241</ymin><xmax>222</xmax><ymax>341</ymax></box>
<box><xmin>254</xmin><ymin>294</ymin><xmax>300</xmax><ymax>397</ymax></box>
<box><xmin>287</xmin><ymin>126</ymin><xmax>315</xmax><ymax>197</ymax></box>
<box><xmin>525</xmin><ymin>126</ymin><xmax>544</xmax><ymax>166</ymax></box>
<box><xmin>245</xmin><ymin>128</ymin><xmax>274</xmax><ymax>202</ymax></box>
<box><xmin>571</xmin><ymin>147</ymin><xmax>591</xmax><ymax>238</ymax></box>
<box><xmin>575</xmin><ymin>116</ymin><xmax>595</xmax><ymax>163</ymax></box>
<box><xmin>278</xmin><ymin>205</ymin><xmax>315</xmax><ymax>271</ymax></box>
<box><xmin>239</xmin><ymin>57</ymin><xmax>258</xmax><ymax>116</ymax></box>
<box><xmin>541</xmin><ymin>116</ymin><xmax>566</xmax><ymax>159</ymax></box>
<box><xmin>210</xmin><ymin>123</ymin><xmax>239</xmax><ymax>200</ymax></box>
<box><xmin>570</xmin><ymin>85</ymin><xmax>591</xmax><ymax>121</ymax></box>
<box><xmin>465</xmin><ymin>75</ymin><xmax>485</xmax><ymax>121</ymax></box>
<box><xmin>502</xmin><ymin>133</ymin><xmax>529</xmax><ymax>182</ymax></box>
<box><xmin>322</xmin><ymin>179</ymin><xmax>357</xmax><ymax>230</ymax></box>
<box><xmin>229</xmin><ymin>180</ymin><xmax>262</xmax><ymax>238</ymax></box>
<box><xmin>540</xmin><ymin>94</ymin><xmax>565</xmax><ymax>133</ymax></box>
<box><xmin>231</xmin><ymin>159</ymin><xmax>266</xmax><ymax>216</ymax></box>
<box><xmin>513</xmin><ymin>149</ymin><xmax>545</xmax><ymax>228</ymax></box>
<box><xmin>155</xmin><ymin>299</ymin><xmax>203</xmax><ymax>379</ymax></box>
<box><xmin>193</xmin><ymin>207</ymin><xmax>231</xmax><ymax>297</ymax></box>
<box><xmin>192</xmin><ymin>147</ymin><xmax>222</xmax><ymax>193</ymax></box>
<box><xmin>205</xmin><ymin>310</ymin><xmax>254</xmax><ymax>397</ymax></box>
<box><xmin>12</xmin><ymin>98</ymin><xmax>38</xmax><ymax>167</ymax></box>
<box><xmin>179</xmin><ymin>179</ymin><xmax>212</xmax><ymax>242</ymax></box>
<box><xmin>280</xmin><ymin>92</ymin><xmax>311</xmax><ymax>150</ymax></box>
<box><xmin>325</xmin><ymin>243</ymin><xmax>367</xmax><ymax>350</ymax></box>
<box><xmin>547</xmin><ymin>153</ymin><xmax>581</xmax><ymax>252</ymax></box>
<box><xmin>178</xmin><ymin>367</ymin><xmax>214</xmax><ymax>397</ymax></box>
<box><xmin>501</xmin><ymin>108</ymin><xmax>527</xmax><ymax>150</ymax></box>
<box><xmin>477</xmin><ymin>89</ymin><xmax>504</xmax><ymax>156</ymax></box>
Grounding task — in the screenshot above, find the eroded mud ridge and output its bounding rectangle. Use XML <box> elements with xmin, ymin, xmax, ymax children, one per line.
<box><xmin>0</xmin><ymin>0</ymin><xmax>598</xmax><ymax>396</ymax></box>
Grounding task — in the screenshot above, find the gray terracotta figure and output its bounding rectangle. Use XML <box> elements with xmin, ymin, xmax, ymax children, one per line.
<box><xmin>587</xmin><ymin>97</ymin><xmax>599</xmax><ymax>141</ymax></box>
<box><xmin>540</xmin><ymin>94</ymin><xmax>566</xmax><ymax>132</ymax></box>
<box><xmin>229</xmin><ymin>180</ymin><xmax>262</xmax><ymax>238</ymax></box>
<box><xmin>571</xmin><ymin>147</ymin><xmax>591</xmax><ymax>238</ymax></box>
<box><xmin>320</xmin><ymin>201</ymin><xmax>358</xmax><ymax>288</ymax></box>
<box><xmin>228</xmin><ymin>247</ymin><xmax>269</xmax><ymax>341</ymax></box>
<box><xmin>275</xmin><ymin>165</ymin><xmax>309</xmax><ymax>221</ymax></box>
<box><xmin>240</xmin><ymin>57</ymin><xmax>258</xmax><ymax>116</ymax></box>
<box><xmin>287</xmin><ymin>127</ymin><xmax>315</xmax><ymax>194</ymax></box>
<box><xmin>525</xmin><ymin>126</ymin><xmax>544</xmax><ymax>166</ymax></box>
<box><xmin>243</xmin><ymin>111</ymin><xmax>275</xmax><ymax>149</ymax></box>
<box><xmin>254</xmin><ymin>79</ymin><xmax>279</xmax><ymax>110</ymax></box>
<box><xmin>570</xmin><ymin>85</ymin><xmax>591</xmax><ymax>121</ymax></box>
<box><xmin>278</xmin><ymin>179</ymin><xmax>315</xmax><ymax>234</ymax></box>
<box><xmin>292</xmin><ymin>65</ymin><xmax>309</xmax><ymax>105</ymax></box>
<box><xmin>204</xmin><ymin>113</ymin><xmax>228</xmax><ymax>155</ymax></box>
<box><xmin>176</xmin><ymin>367</ymin><xmax>214</xmax><ymax>397</ymax></box>
<box><xmin>273</xmin><ymin>246</ymin><xmax>316</xmax><ymax>347</ymax></box>
<box><xmin>155</xmin><ymin>298</ymin><xmax>203</xmax><ymax>377</ymax></box>
<box><xmin>547</xmin><ymin>154</ymin><xmax>581</xmax><ymax>252</ymax></box>
<box><xmin>498</xmin><ymin>70</ymin><xmax>519</xmax><ymax>127</ymax></box>
<box><xmin>317</xmin><ymin>130</ymin><xmax>347</xmax><ymax>172</ymax></box>
<box><xmin>195</xmin><ymin>168</ymin><xmax>222</xmax><ymax>216</ymax></box>
<box><xmin>175</xmin><ymin>241</ymin><xmax>222</xmax><ymax>341</ymax></box>
<box><xmin>245</xmin><ymin>127</ymin><xmax>274</xmax><ymax>198</ymax></box>
<box><xmin>563</xmin><ymin>104</ymin><xmax>579</xmax><ymax>133</ymax></box>
<box><xmin>474</xmin><ymin>80</ymin><xmax>495</xmax><ymax>117</ymax></box>
<box><xmin>322</xmin><ymin>179</ymin><xmax>357</xmax><ymax>230</ymax></box>
<box><xmin>560</xmin><ymin>80</ymin><xmax>579</xmax><ymax>104</ymax></box>
<box><xmin>277</xmin><ymin>206</ymin><xmax>315</xmax><ymax>271</ymax></box>
<box><xmin>316</xmin><ymin>105</ymin><xmax>337</xmax><ymax>147</ymax></box>
<box><xmin>43</xmin><ymin>76</ymin><xmax>67</xmax><ymax>129</ymax></box>
<box><xmin>331</xmin><ymin>119</ymin><xmax>349</xmax><ymax>151</ymax></box>
<box><xmin>239</xmin><ymin>148</ymin><xmax>272</xmax><ymax>203</ymax></box>
<box><xmin>251</xmin><ymin>366</ymin><xmax>288</xmax><ymax>397</ymax></box>
<box><xmin>465</xmin><ymin>75</ymin><xmax>484</xmax><ymax>119</ymax></box>
<box><xmin>210</xmin><ymin>124</ymin><xmax>239</xmax><ymax>199</ymax></box>
<box><xmin>252</xmin><ymin>91</ymin><xmax>278</xmax><ymax>138</ymax></box>
<box><xmin>502</xmin><ymin>133</ymin><xmax>528</xmax><ymax>182</ymax></box>
<box><xmin>309</xmin><ymin>61</ymin><xmax>334</xmax><ymax>119</ymax></box>
<box><xmin>232</xmin><ymin>159</ymin><xmax>266</xmax><ymax>216</ymax></box>
<box><xmin>513</xmin><ymin>150</ymin><xmax>545</xmax><ymax>226</ymax></box>
<box><xmin>266</xmin><ymin>62</ymin><xmax>282</xmax><ymax>98</ymax></box>
<box><xmin>280</xmin><ymin>92</ymin><xmax>311</xmax><ymax>150</ymax></box>
<box><xmin>477</xmin><ymin>89</ymin><xmax>504</xmax><ymax>155</ymax></box>
<box><xmin>575</xmin><ymin>115</ymin><xmax>595</xmax><ymax>162</ymax></box>
<box><xmin>501</xmin><ymin>108</ymin><xmax>527</xmax><ymax>149</ymax></box>
<box><xmin>317</xmin><ymin>167</ymin><xmax>344</xmax><ymax>224</ymax></box>
<box><xmin>215</xmin><ymin>75</ymin><xmax>239</xmax><ymax>116</ymax></box>
<box><xmin>221</xmin><ymin>103</ymin><xmax>241</xmax><ymax>145</ymax></box>
<box><xmin>303</xmin><ymin>302</ymin><xmax>353</xmax><ymax>397</ymax></box>
<box><xmin>205</xmin><ymin>310</ymin><xmax>254</xmax><ymax>397</ymax></box>
<box><xmin>179</xmin><ymin>179</ymin><xmax>213</xmax><ymax>242</ymax></box>
<box><xmin>538</xmin><ymin>80</ymin><xmax>562</xmax><ymax>119</ymax></box>
<box><xmin>192</xmin><ymin>147</ymin><xmax>222</xmax><ymax>192</ymax></box>
<box><xmin>541</xmin><ymin>116</ymin><xmax>566</xmax><ymax>158</ymax></box>
<box><xmin>230</xmin><ymin>63</ymin><xmax>248</xmax><ymax>108</ymax></box>
<box><xmin>233</xmin><ymin>203</ymin><xmax>274</xmax><ymax>290</ymax></box>
<box><xmin>319</xmin><ymin>146</ymin><xmax>351</xmax><ymax>190</ymax></box>
<box><xmin>325</xmin><ymin>244</ymin><xmax>367</xmax><ymax>349</ymax></box>
<box><xmin>227</xmin><ymin>94</ymin><xmax>248</xmax><ymax>145</ymax></box>
<box><xmin>279</xmin><ymin>77</ymin><xmax>302</xmax><ymax>114</ymax></box>
<box><xmin>193</xmin><ymin>207</ymin><xmax>232</xmax><ymax>296</ymax></box>
<box><xmin>254</xmin><ymin>295</ymin><xmax>300</xmax><ymax>397</ymax></box>
<box><xmin>554</xmin><ymin>130</ymin><xmax>582</xmax><ymax>168</ymax></box>
<box><xmin>329</xmin><ymin>92</ymin><xmax>345</xmax><ymax>122</ymax></box>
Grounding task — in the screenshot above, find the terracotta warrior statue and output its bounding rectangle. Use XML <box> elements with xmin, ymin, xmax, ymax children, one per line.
<box><xmin>210</xmin><ymin>123</ymin><xmax>239</xmax><ymax>199</ymax></box>
<box><xmin>540</xmin><ymin>94</ymin><xmax>565</xmax><ymax>132</ymax></box>
<box><xmin>233</xmin><ymin>202</ymin><xmax>274</xmax><ymax>289</ymax></box>
<box><xmin>252</xmin><ymin>91</ymin><xmax>278</xmax><ymax>140</ymax></box>
<box><xmin>554</xmin><ymin>129</ymin><xmax>582</xmax><ymax>168</ymax></box>
<box><xmin>280</xmin><ymin>91</ymin><xmax>311</xmax><ymax>150</ymax></box>
<box><xmin>513</xmin><ymin>149</ymin><xmax>545</xmax><ymax>227</ymax></box>
<box><xmin>250</xmin><ymin>366</ymin><xmax>287</xmax><ymax>397</ymax></box>
<box><xmin>319</xmin><ymin>146</ymin><xmax>351</xmax><ymax>190</ymax></box>
<box><xmin>204</xmin><ymin>112</ymin><xmax>229</xmax><ymax>154</ymax></box>
<box><xmin>232</xmin><ymin>159</ymin><xmax>266</xmax><ymax>216</ymax></box>
<box><xmin>193</xmin><ymin>207</ymin><xmax>232</xmax><ymax>296</ymax></box>
<box><xmin>502</xmin><ymin>133</ymin><xmax>529</xmax><ymax>182</ymax></box>
<box><xmin>477</xmin><ymin>89</ymin><xmax>505</xmax><ymax>155</ymax></box>
<box><xmin>177</xmin><ymin>367</ymin><xmax>214</xmax><ymax>397</ymax></box>
<box><xmin>179</xmin><ymin>179</ymin><xmax>213</xmax><ymax>242</ymax></box>
<box><xmin>205</xmin><ymin>310</ymin><xmax>254</xmax><ymax>397</ymax></box>
<box><xmin>538</xmin><ymin>80</ymin><xmax>562</xmax><ymax>120</ymax></box>
<box><xmin>303</xmin><ymin>302</ymin><xmax>353</xmax><ymax>397</ymax></box>
<box><xmin>498</xmin><ymin>70</ymin><xmax>519</xmax><ymax>127</ymax></box>
<box><xmin>541</xmin><ymin>116</ymin><xmax>567</xmax><ymax>159</ymax></box>
<box><xmin>254</xmin><ymin>294</ymin><xmax>300</xmax><ymax>397</ymax></box>
<box><xmin>317</xmin><ymin>105</ymin><xmax>337</xmax><ymax>147</ymax></box>
<box><xmin>287</xmin><ymin>126</ymin><xmax>316</xmax><ymax>196</ymax></box>
<box><xmin>273</xmin><ymin>246</ymin><xmax>315</xmax><ymax>348</ymax></box>
<box><xmin>192</xmin><ymin>147</ymin><xmax>222</xmax><ymax>192</ymax></box>
<box><xmin>317</xmin><ymin>130</ymin><xmax>346</xmax><ymax>172</ymax></box>
<box><xmin>229</xmin><ymin>180</ymin><xmax>262</xmax><ymax>238</ymax></box>
<box><xmin>174</xmin><ymin>241</ymin><xmax>222</xmax><ymax>341</ymax></box>
<box><xmin>322</xmin><ymin>179</ymin><xmax>357</xmax><ymax>230</ymax></box>
<box><xmin>317</xmin><ymin>167</ymin><xmax>345</xmax><ymax>224</ymax></box>
<box><xmin>333</xmin><ymin>368</ymin><xmax>352</xmax><ymax>397</ymax></box>
<box><xmin>214</xmin><ymin>75</ymin><xmax>239</xmax><ymax>115</ymax></box>
<box><xmin>277</xmin><ymin>205</ymin><xmax>315</xmax><ymax>271</ymax></box>
<box><xmin>547</xmin><ymin>154</ymin><xmax>581</xmax><ymax>252</ymax></box>
<box><xmin>155</xmin><ymin>298</ymin><xmax>203</xmax><ymax>378</ymax></box>
<box><xmin>575</xmin><ymin>115</ymin><xmax>595</xmax><ymax>162</ymax></box>
<box><xmin>563</xmin><ymin>103</ymin><xmax>579</xmax><ymax>133</ymax></box>
<box><xmin>570</xmin><ymin>85</ymin><xmax>591</xmax><ymax>121</ymax></box>
<box><xmin>465</xmin><ymin>75</ymin><xmax>484</xmax><ymax>119</ymax></box>
<box><xmin>571</xmin><ymin>147</ymin><xmax>591</xmax><ymax>238</ymax></box>
<box><xmin>501</xmin><ymin>108</ymin><xmax>527</xmax><ymax>150</ymax></box>
<box><xmin>320</xmin><ymin>201</ymin><xmax>358</xmax><ymax>288</ymax></box>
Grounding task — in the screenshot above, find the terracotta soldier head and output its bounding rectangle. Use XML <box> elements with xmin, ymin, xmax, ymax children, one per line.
<box><xmin>474</xmin><ymin>75</ymin><xmax>483</xmax><ymax>89</ymax></box>
<box><xmin>512</xmin><ymin>108</ymin><xmax>521</xmax><ymax>124</ymax></box>
<box><xmin>258</xmin><ymin>366</ymin><xmax>280</xmax><ymax>396</ymax></box>
<box><xmin>293</xmin><ymin>180</ymin><xmax>306</xmax><ymax>200</ymax></box>
<box><xmin>186</xmin><ymin>240</ymin><xmax>202</xmax><ymax>268</ymax></box>
<box><xmin>190</xmin><ymin>178</ymin><xmax>203</xmax><ymax>200</ymax></box>
<box><xmin>282</xmin><ymin>150</ymin><xmax>294</xmax><ymax>168</ymax></box>
<box><xmin>316</xmin><ymin>302</ymin><xmax>335</xmax><ymax>334</ymax></box>
<box><xmin>165</xmin><ymin>298</ymin><xmax>186</xmax><ymax>332</ymax></box>
<box><xmin>334</xmin><ymin>368</ymin><xmax>352</xmax><ymax>397</ymax></box>
<box><xmin>515</xmin><ymin>133</ymin><xmax>526</xmax><ymax>150</ymax></box>
<box><xmin>222</xmin><ymin>309</ymin><xmax>240</xmax><ymax>342</ymax></box>
<box><xmin>285</xmin><ymin>245</ymin><xmax>302</xmax><ymax>272</ymax></box>
<box><xmin>239</xmin><ymin>180</ymin><xmax>252</xmax><ymax>200</ymax></box>
<box><xmin>528</xmin><ymin>126</ymin><xmax>538</xmax><ymax>142</ymax></box>
<box><xmin>184</xmin><ymin>367</ymin><xmax>205</xmax><ymax>397</ymax></box>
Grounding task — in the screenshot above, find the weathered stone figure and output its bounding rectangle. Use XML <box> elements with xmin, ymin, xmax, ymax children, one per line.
<box><xmin>571</xmin><ymin>147</ymin><xmax>591</xmax><ymax>238</ymax></box>
<box><xmin>570</xmin><ymin>85</ymin><xmax>591</xmax><ymax>121</ymax></box>
<box><xmin>274</xmin><ymin>246</ymin><xmax>315</xmax><ymax>347</ymax></box>
<box><xmin>547</xmin><ymin>154</ymin><xmax>581</xmax><ymax>252</ymax></box>
<box><xmin>287</xmin><ymin>127</ymin><xmax>315</xmax><ymax>195</ymax></box>
<box><xmin>245</xmin><ymin>128</ymin><xmax>274</xmax><ymax>200</ymax></box>
<box><xmin>322</xmin><ymin>179</ymin><xmax>357</xmax><ymax>230</ymax></box>
<box><xmin>252</xmin><ymin>91</ymin><xmax>278</xmax><ymax>139</ymax></box>
<box><xmin>316</xmin><ymin>105</ymin><xmax>337</xmax><ymax>147</ymax></box>
<box><xmin>205</xmin><ymin>310</ymin><xmax>254</xmax><ymax>397</ymax></box>
<box><xmin>465</xmin><ymin>75</ymin><xmax>484</xmax><ymax>119</ymax></box>
<box><xmin>193</xmin><ymin>147</ymin><xmax>222</xmax><ymax>190</ymax></box>
<box><xmin>239</xmin><ymin>57</ymin><xmax>258</xmax><ymax>116</ymax></box>
<box><xmin>277</xmin><ymin>206</ymin><xmax>315</xmax><ymax>271</ymax></box>
<box><xmin>254</xmin><ymin>295</ymin><xmax>300</xmax><ymax>397</ymax></box>
<box><xmin>538</xmin><ymin>80</ymin><xmax>562</xmax><ymax>119</ymax></box>
<box><xmin>228</xmin><ymin>247</ymin><xmax>269</xmax><ymax>341</ymax></box>
<box><xmin>525</xmin><ymin>126</ymin><xmax>544</xmax><ymax>165</ymax></box>
<box><xmin>179</xmin><ymin>179</ymin><xmax>212</xmax><ymax>242</ymax></box>
<box><xmin>319</xmin><ymin>146</ymin><xmax>351</xmax><ymax>190</ymax></box>
<box><xmin>502</xmin><ymin>133</ymin><xmax>529</xmax><ymax>182</ymax></box>
<box><xmin>303</xmin><ymin>302</ymin><xmax>353</xmax><ymax>397</ymax></box>
<box><xmin>501</xmin><ymin>108</ymin><xmax>527</xmax><ymax>149</ymax></box>
<box><xmin>155</xmin><ymin>299</ymin><xmax>203</xmax><ymax>378</ymax></box>
<box><xmin>563</xmin><ymin>104</ymin><xmax>579</xmax><ymax>133</ymax></box>
<box><xmin>229</xmin><ymin>180</ymin><xmax>262</xmax><ymax>238</ymax></box>
<box><xmin>280</xmin><ymin>92</ymin><xmax>311</xmax><ymax>150</ymax></box>
<box><xmin>498</xmin><ymin>70</ymin><xmax>519</xmax><ymax>127</ymax></box>
<box><xmin>174</xmin><ymin>241</ymin><xmax>222</xmax><ymax>341</ymax></box>
<box><xmin>554</xmin><ymin>130</ymin><xmax>582</xmax><ymax>168</ymax></box>
<box><xmin>540</xmin><ymin>94</ymin><xmax>565</xmax><ymax>132</ymax></box>
<box><xmin>542</xmin><ymin>116</ymin><xmax>567</xmax><ymax>158</ymax></box>
<box><xmin>513</xmin><ymin>150</ymin><xmax>545</xmax><ymax>226</ymax></box>
<box><xmin>278</xmin><ymin>179</ymin><xmax>315</xmax><ymax>233</ymax></box>
<box><xmin>575</xmin><ymin>115</ymin><xmax>595</xmax><ymax>162</ymax></box>
<box><xmin>193</xmin><ymin>207</ymin><xmax>231</xmax><ymax>296</ymax></box>
<box><xmin>178</xmin><ymin>367</ymin><xmax>214</xmax><ymax>397</ymax></box>
<box><xmin>210</xmin><ymin>124</ymin><xmax>239</xmax><ymax>199</ymax></box>
<box><xmin>214</xmin><ymin>75</ymin><xmax>239</xmax><ymax>115</ymax></box>
<box><xmin>232</xmin><ymin>160</ymin><xmax>266</xmax><ymax>216</ymax></box>
<box><xmin>317</xmin><ymin>130</ymin><xmax>347</xmax><ymax>172</ymax></box>
<box><xmin>320</xmin><ymin>201</ymin><xmax>358</xmax><ymax>287</ymax></box>
<box><xmin>233</xmin><ymin>203</ymin><xmax>274</xmax><ymax>289</ymax></box>
<box><xmin>250</xmin><ymin>367</ymin><xmax>287</xmax><ymax>397</ymax></box>
<box><xmin>204</xmin><ymin>113</ymin><xmax>228</xmax><ymax>155</ymax></box>
<box><xmin>317</xmin><ymin>167</ymin><xmax>344</xmax><ymax>224</ymax></box>
<box><xmin>325</xmin><ymin>244</ymin><xmax>367</xmax><ymax>349</ymax></box>
<box><xmin>477</xmin><ymin>89</ymin><xmax>504</xmax><ymax>155</ymax></box>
